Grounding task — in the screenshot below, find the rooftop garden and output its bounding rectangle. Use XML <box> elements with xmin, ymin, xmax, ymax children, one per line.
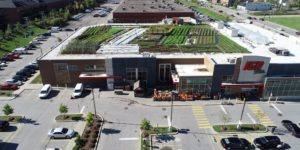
<box><xmin>61</xmin><ymin>26</ymin><xmax>123</xmax><ymax>54</ymax></box>
<box><xmin>131</xmin><ymin>25</ymin><xmax>248</xmax><ymax>53</ymax></box>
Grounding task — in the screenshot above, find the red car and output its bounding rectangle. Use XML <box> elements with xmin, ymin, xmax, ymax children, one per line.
<box><xmin>0</xmin><ymin>83</ymin><xmax>18</xmax><ymax>90</ymax></box>
<box><xmin>7</xmin><ymin>53</ymin><xmax>20</xmax><ymax>59</ymax></box>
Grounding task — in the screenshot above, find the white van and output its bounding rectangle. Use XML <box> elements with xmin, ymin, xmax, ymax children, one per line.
<box><xmin>51</xmin><ymin>27</ymin><xmax>62</xmax><ymax>33</ymax></box>
<box><xmin>39</xmin><ymin>84</ymin><xmax>52</xmax><ymax>98</ymax></box>
<box><xmin>14</xmin><ymin>47</ymin><xmax>28</xmax><ymax>54</ymax></box>
<box><xmin>72</xmin><ymin>83</ymin><xmax>83</xmax><ymax>98</ymax></box>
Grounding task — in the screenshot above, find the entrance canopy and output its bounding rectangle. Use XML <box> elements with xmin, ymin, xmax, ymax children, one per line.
<box><xmin>221</xmin><ymin>83</ymin><xmax>264</xmax><ymax>87</ymax></box>
<box><xmin>79</xmin><ymin>72</ymin><xmax>122</xmax><ymax>79</ymax></box>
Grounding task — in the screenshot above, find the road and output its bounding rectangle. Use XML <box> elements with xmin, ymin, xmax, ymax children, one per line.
<box><xmin>207</xmin><ymin>3</ymin><xmax>299</xmax><ymax>37</ymax></box>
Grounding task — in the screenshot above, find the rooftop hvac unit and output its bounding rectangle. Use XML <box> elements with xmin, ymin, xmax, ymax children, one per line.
<box><xmin>142</xmin><ymin>52</ymin><xmax>151</xmax><ymax>57</ymax></box>
<box><xmin>122</xmin><ymin>7</ymin><xmax>126</xmax><ymax>10</ymax></box>
<box><xmin>227</xmin><ymin>58</ymin><xmax>236</xmax><ymax>64</ymax></box>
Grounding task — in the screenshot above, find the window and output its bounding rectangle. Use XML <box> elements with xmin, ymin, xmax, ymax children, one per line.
<box><xmin>126</xmin><ymin>68</ymin><xmax>147</xmax><ymax>81</ymax></box>
<box><xmin>68</xmin><ymin>65</ymin><xmax>78</xmax><ymax>71</ymax></box>
<box><xmin>55</xmin><ymin>63</ymin><xmax>67</xmax><ymax>71</ymax></box>
<box><xmin>159</xmin><ymin>64</ymin><xmax>171</xmax><ymax>82</ymax></box>
<box><xmin>85</xmin><ymin>65</ymin><xmax>105</xmax><ymax>71</ymax></box>
<box><xmin>222</xmin><ymin>75</ymin><xmax>232</xmax><ymax>82</ymax></box>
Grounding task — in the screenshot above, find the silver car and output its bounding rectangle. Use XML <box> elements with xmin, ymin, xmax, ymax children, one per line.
<box><xmin>48</xmin><ymin>127</ymin><xmax>75</xmax><ymax>139</ymax></box>
<box><xmin>5</xmin><ymin>79</ymin><xmax>22</xmax><ymax>86</ymax></box>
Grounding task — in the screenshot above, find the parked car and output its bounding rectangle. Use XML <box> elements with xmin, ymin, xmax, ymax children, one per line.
<box><xmin>0</xmin><ymin>62</ymin><xmax>7</xmax><ymax>68</ymax></box>
<box><xmin>42</xmin><ymin>31</ymin><xmax>51</xmax><ymax>36</ymax></box>
<box><xmin>7</xmin><ymin>53</ymin><xmax>20</xmax><ymax>59</ymax></box>
<box><xmin>2</xmin><ymin>54</ymin><xmax>15</xmax><ymax>61</ymax></box>
<box><xmin>30</xmin><ymin>60</ymin><xmax>39</xmax><ymax>68</ymax></box>
<box><xmin>24</xmin><ymin>43</ymin><xmax>36</xmax><ymax>50</ymax></box>
<box><xmin>220</xmin><ymin>137</ymin><xmax>251</xmax><ymax>150</ymax></box>
<box><xmin>296</xmin><ymin>31</ymin><xmax>300</xmax><ymax>35</ymax></box>
<box><xmin>64</xmin><ymin>28</ymin><xmax>74</xmax><ymax>32</ymax></box>
<box><xmin>253</xmin><ymin>136</ymin><xmax>284</xmax><ymax>149</ymax></box>
<box><xmin>16</xmin><ymin>70</ymin><xmax>31</xmax><ymax>77</ymax></box>
<box><xmin>93</xmin><ymin>14</ymin><xmax>100</xmax><ymax>17</ymax></box>
<box><xmin>39</xmin><ymin>84</ymin><xmax>52</xmax><ymax>99</ymax></box>
<box><xmin>281</xmin><ymin>120</ymin><xmax>300</xmax><ymax>137</ymax></box>
<box><xmin>13</xmin><ymin>47</ymin><xmax>28</xmax><ymax>54</ymax></box>
<box><xmin>51</xmin><ymin>27</ymin><xmax>62</xmax><ymax>32</ymax></box>
<box><xmin>48</xmin><ymin>127</ymin><xmax>75</xmax><ymax>139</ymax></box>
<box><xmin>0</xmin><ymin>120</ymin><xmax>9</xmax><ymax>131</ymax></box>
<box><xmin>5</xmin><ymin>79</ymin><xmax>22</xmax><ymax>86</ymax></box>
<box><xmin>0</xmin><ymin>83</ymin><xmax>18</xmax><ymax>90</ymax></box>
<box><xmin>22</xmin><ymin>68</ymin><xmax>35</xmax><ymax>74</ymax></box>
<box><xmin>13</xmin><ymin>75</ymin><xmax>27</xmax><ymax>81</ymax></box>
<box><xmin>85</xmin><ymin>9</ymin><xmax>93</xmax><ymax>13</ymax></box>
<box><xmin>25</xmin><ymin>64</ymin><xmax>38</xmax><ymax>70</ymax></box>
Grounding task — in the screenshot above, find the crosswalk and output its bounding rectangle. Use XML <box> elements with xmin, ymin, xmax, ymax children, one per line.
<box><xmin>191</xmin><ymin>106</ymin><xmax>211</xmax><ymax>128</ymax></box>
<box><xmin>248</xmin><ymin>104</ymin><xmax>274</xmax><ymax>126</ymax></box>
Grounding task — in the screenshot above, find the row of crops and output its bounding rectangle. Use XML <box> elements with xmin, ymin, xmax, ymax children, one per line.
<box><xmin>189</xmin><ymin>28</ymin><xmax>215</xmax><ymax>36</ymax></box>
<box><xmin>217</xmin><ymin>34</ymin><xmax>248</xmax><ymax>53</ymax></box>
<box><xmin>191</xmin><ymin>36</ymin><xmax>216</xmax><ymax>45</ymax></box>
<box><xmin>62</xmin><ymin>26</ymin><xmax>123</xmax><ymax>54</ymax></box>
<box><xmin>162</xmin><ymin>36</ymin><xmax>187</xmax><ymax>45</ymax></box>
<box><xmin>170</xmin><ymin>27</ymin><xmax>191</xmax><ymax>36</ymax></box>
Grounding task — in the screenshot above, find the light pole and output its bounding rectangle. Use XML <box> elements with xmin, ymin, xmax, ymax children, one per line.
<box><xmin>92</xmin><ymin>88</ymin><xmax>97</xmax><ymax>118</ymax></box>
<box><xmin>170</xmin><ymin>90</ymin><xmax>178</xmax><ymax>131</ymax></box>
<box><xmin>237</xmin><ymin>97</ymin><xmax>246</xmax><ymax>130</ymax></box>
<box><xmin>40</xmin><ymin>47</ymin><xmax>43</xmax><ymax>57</ymax></box>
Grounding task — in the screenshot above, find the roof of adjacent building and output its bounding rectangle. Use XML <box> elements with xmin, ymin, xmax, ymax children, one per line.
<box><xmin>114</xmin><ymin>0</ymin><xmax>193</xmax><ymax>13</ymax></box>
<box><xmin>175</xmin><ymin>64</ymin><xmax>213</xmax><ymax>77</ymax></box>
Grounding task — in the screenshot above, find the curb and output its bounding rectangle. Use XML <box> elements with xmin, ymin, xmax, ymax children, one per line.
<box><xmin>94</xmin><ymin>114</ymin><xmax>104</xmax><ymax>150</ymax></box>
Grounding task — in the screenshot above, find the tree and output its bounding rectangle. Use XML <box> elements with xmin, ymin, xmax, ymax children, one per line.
<box><xmin>64</xmin><ymin>8</ymin><xmax>71</xmax><ymax>21</ymax></box>
<box><xmin>5</xmin><ymin>24</ymin><xmax>12</xmax><ymax>38</ymax></box>
<box><xmin>0</xmin><ymin>29</ymin><xmax>4</xmax><ymax>41</ymax></box>
<box><xmin>86</xmin><ymin>112</ymin><xmax>94</xmax><ymax>127</ymax></box>
<box><xmin>141</xmin><ymin>118</ymin><xmax>151</xmax><ymax>131</ymax></box>
<box><xmin>233</xmin><ymin>0</ymin><xmax>239</xmax><ymax>9</ymax></box>
<box><xmin>79</xmin><ymin>3</ymin><xmax>85</xmax><ymax>12</ymax></box>
<box><xmin>220</xmin><ymin>112</ymin><xmax>231</xmax><ymax>130</ymax></box>
<box><xmin>15</xmin><ymin>22</ymin><xmax>22</xmax><ymax>33</ymax></box>
<box><xmin>84</xmin><ymin>0</ymin><xmax>90</xmax><ymax>8</ymax></box>
<box><xmin>59</xmin><ymin>104</ymin><xmax>68</xmax><ymax>119</ymax></box>
<box><xmin>3</xmin><ymin>104</ymin><xmax>14</xmax><ymax>116</ymax></box>
<box><xmin>74</xmin><ymin>1</ymin><xmax>80</xmax><ymax>12</ymax></box>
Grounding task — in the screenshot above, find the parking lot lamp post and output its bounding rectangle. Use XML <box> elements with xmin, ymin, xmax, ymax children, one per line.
<box><xmin>237</xmin><ymin>98</ymin><xmax>246</xmax><ymax>130</ymax></box>
<box><xmin>92</xmin><ymin>88</ymin><xmax>97</xmax><ymax>118</ymax></box>
<box><xmin>170</xmin><ymin>90</ymin><xmax>178</xmax><ymax>132</ymax></box>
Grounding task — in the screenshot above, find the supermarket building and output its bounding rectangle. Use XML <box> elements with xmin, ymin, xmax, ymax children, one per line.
<box><xmin>39</xmin><ymin>24</ymin><xmax>300</xmax><ymax>100</ymax></box>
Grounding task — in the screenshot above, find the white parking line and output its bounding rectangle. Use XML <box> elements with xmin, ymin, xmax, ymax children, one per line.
<box><xmin>80</xmin><ymin>106</ymin><xmax>85</xmax><ymax>114</ymax></box>
<box><xmin>247</xmin><ymin>113</ymin><xmax>257</xmax><ymax>124</ymax></box>
<box><xmin>119</xmin><ymin>137</ymin><xmax>139</xmax><ymax>141</ymax></box>
<box><xmin>220</xmin><ymin>105</ymin><xmax>227</xmax><ymax>114</ymax></box>
<box><xmin>271</xmin><ymin>104</ymin><xmax>282</xmax><ymax>115</ymax></box>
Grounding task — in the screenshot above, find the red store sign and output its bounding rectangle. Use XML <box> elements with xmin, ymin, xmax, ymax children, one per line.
<box><xmin>243</xmin><ymin>61</ymin><xmax>264</xmax><ymax>71</ymax></box>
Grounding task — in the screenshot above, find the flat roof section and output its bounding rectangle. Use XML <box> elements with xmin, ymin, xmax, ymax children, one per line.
<box><xmin>175</xmin><ymin>64</ymin><xmax>213</xmax><ymax>77</ymax></box>
<box><xmin>114</xmin><ymin>0</ymin><xmax>193</xmax><ymax>13</ymax></box>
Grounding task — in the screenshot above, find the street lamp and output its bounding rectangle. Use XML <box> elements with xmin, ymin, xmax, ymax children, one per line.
<box><xmin>237</xmin><ymin>97</ymin><xmax>246</xmax><ymax>130</ymax></box>
<box><xmin>169</xmin><ymin>90</ymin><xmax>178</xmax><ymax>131</ymax></box>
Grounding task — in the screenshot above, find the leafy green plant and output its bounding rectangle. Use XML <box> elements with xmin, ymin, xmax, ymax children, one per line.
<box><xmin>59</xmin><ymin>104</ymin><xmax>68</xmax><ymax>119</ymax></box>
<box><xmin>3</xmin><ymin>104</ymin><xmax>14</xmax><ymax>116</ymax></box>
<box><xmin>141</xmin><ymin>118</ymin><xmax>151</xmax><ymax>131</ymax></box>
<box><xmin>86</xmin><ymin>112</ymin><xmax>94</xmax><ymax>127</ymax></box>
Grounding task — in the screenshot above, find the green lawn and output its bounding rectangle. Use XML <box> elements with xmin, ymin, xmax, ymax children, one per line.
<box><xmin>55</xmin><ymin>114</ymin><xmax>83</xmax><ymax>122</ymax></box>
<box><xmin>266</xmin><ymin>17</ymin><xmax>300</xmax><ymax>31</ymax></box>
<box><xmin>178</xmin><ymin>0</ymin><xmax>231</xmax><ymax>21</ymax></box>
<box><xmin>0</xmin><ymin>26</ymin><xmax>46</xmax><ymax>57</ymax></box>
<box><xmin>0</xmin><ymin>115</ymin><xmax>23</xmax><ymax>123</ymax></box>
<box><xmin>31</xmin><ymin>73</ymin><xmax>42</xmax><ymax>84</ymax></box>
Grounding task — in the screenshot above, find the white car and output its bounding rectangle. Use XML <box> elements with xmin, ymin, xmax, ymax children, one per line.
<box><xmin>48</xmin><ymin>128</ymin><xmax>75</xmax><ymax>139</ymax></box>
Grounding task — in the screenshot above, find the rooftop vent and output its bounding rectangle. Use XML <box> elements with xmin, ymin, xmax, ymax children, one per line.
<box><xmin>122</xmin><ymin>7</ymin><xmax>126</xmax><ymax>10</ymax></box>
<box><xmin>227</xmin><ymin>58</ymin><xmax>236</xmax><ymax>64</ymax></box>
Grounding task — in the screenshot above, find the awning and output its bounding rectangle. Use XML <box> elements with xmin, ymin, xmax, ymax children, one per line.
<box><xmin>79</xmin><ymin>72</ymin><xmax>122</xmax><ymax>79</ymax></box>
<box><xmin>221</xmin><ymin>83</ymin><xmax>264</xmax><ymax>87</ymax></box>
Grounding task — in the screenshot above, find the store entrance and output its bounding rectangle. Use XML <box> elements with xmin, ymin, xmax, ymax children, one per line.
<box><xmin>241</xmin><ymin>87</ymin><xmax>259</xmax><ymax>100</ymax></box>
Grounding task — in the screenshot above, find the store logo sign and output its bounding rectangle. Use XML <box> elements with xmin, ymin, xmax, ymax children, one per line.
<box><xmin>243</xmin><ymin>61</ymin><xmax>264</xmax><ymax>71</ymax></box>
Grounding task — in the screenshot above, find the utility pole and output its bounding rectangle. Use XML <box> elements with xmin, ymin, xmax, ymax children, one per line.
<box><xmin>237</xmin><ymin>97</ymin><xmax>246</xmax><ymax>130</ymax></box>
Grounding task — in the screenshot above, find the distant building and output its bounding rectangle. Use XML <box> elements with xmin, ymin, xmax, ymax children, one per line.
<box><xmin>113</xmin><ymin>0</ymin><xmax>195</xmax><ymax>23</ymax></box>
<box><xmin>0</xmin><ymin>0</ymin><xmax>74</xmax><ymax>28</ymax></box>
<box><xmin>245</xmin><ymin>2</ymin><xmax>272</xmax><ymax>11</ymax></box>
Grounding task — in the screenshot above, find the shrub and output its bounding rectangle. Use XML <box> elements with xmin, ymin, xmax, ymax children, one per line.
<box><xmin>91</xmin><ymin>138</ymin><xmax>97</xmax><ymax>143</ymax></box>
<box><xmin>86</xmin><ymin>112</ymin><xmax>94</xmax><ymax>127</ymax></box>
<box><xmin>92</xmin><ymin>133</ymin><xmax>98</xmax><ymax>138</ymax></box>
<box><xmin>140</xmin><ymin>118</ymin><xmax>151</xmax><ymax>131</ymax></box>
<box><xmin>73</xmin><ymin>135</ymin><xmax>86</xmax><ymax>150</ymax></box>
<box><xmin>85</xmin><ymin>129</ymin><xmax>91</xmax><ymax>134</ymax></box>
<box><xmin>2</xmin><ymin>104</ymin><xmax>14</xmax><ymax>116</ymax></box>
<box><xmin>84</xmin><ymin>133</ymin><xmax>89</xmax><ymax>138</ymax></box>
